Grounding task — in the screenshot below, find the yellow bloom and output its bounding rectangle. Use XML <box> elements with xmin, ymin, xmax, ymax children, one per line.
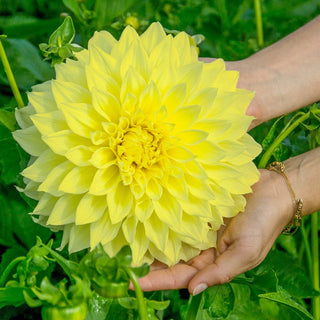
<box><xmin>13</xmin><ymin>22</ymin><xmax>261</xmax><ymax>266</ymax></box>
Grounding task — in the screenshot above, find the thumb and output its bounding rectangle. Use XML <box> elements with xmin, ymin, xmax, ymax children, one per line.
<box><xmin>188</xmin><ymin>242</ymin><xmax>260</xmax><ymax>296</ymax></box>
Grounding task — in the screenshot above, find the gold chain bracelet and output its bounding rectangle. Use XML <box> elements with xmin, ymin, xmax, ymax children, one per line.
<box><xmin>266</xmin><ymin>161</ymin><xmax>303</xmax><ymax>235</ymax></box>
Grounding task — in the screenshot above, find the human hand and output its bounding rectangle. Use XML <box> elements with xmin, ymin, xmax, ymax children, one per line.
<box><xmin>136</xmin><ymin>169</ymin><xmax>294</xmax><ymax>295</ymax></box>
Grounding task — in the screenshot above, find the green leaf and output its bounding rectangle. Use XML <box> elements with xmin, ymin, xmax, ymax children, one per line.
<box><xmin>0</xmin><ymin>38</ymin><xmax>53</xmax><ymax>90</ymax></box>
<box><xmin>130</xmin><ymin>263</ymin><xmax>150</xmax><ymax>278</ymax></box>
<box><xmin>261</xmin><ymin>116</ymin><xmax>284</xmax><ymax>151</ymax></box>
<box><xmin>86</xmin><ymin>293</ymin><xmax>113</xmax><ymax>320</ymax></box>
<box><xmin>0</xmin><ymin>186</ymin><xmax>52</xmax><ymax>248</ymax></box>
<box><xmin>260</xmin><ymin>250</ymin><xmax>319</xmax><ymax>298</ymax></box>
<box><xmin>118</xmin><ymin>297</ymin><xmax>137</xmax><ymax>309</ymax></box>
<box><xmin>0</xmin><ymin>109</ymin><xmax>16</xmax><ymax>131</ymax></box>
<box><xmin>147</xmin><ymin>299</ymin><xmax>170</xmax><ymax>311</ymax></box>
<box><xmin>0</xmin><ymin>286</ymin><xmax>29</xmax><ymax>308</ymax></box>
<box><xmin>203</xmin><ymin>284</ymin><xmax>234</xmax><ymax>318</ymax></box>
<box><xmin>62</xmin><ymin>0</ymin><xmax>83</xmax><ymax>23</ymax></box>
<box><xmin>0</xmin><ymin>246</ymin><xmax>27</xmax><ymax>275</ymax></box>
<box><xmin>0</xmin><ymin>123</ymin><xmax>28</xmax><ymax>186</ymax></box>
<box><xmin>259</xmin><ymin>286</ymin><xmax>314</xmax><ymax>320</ymax></box>
<box><xmin>94</xmin><ymin>0</ymin><xmax>136</xmax><ymax>29</ymax></box>
<box><xmin>116</xmin><ymin>245</ymin><xmax>132</xmax><ymax>266</ymax></box>
<box><xmin>49</xmin><ymin>16</ymin><xmax>75</xmax><ymax>46</ymax></box>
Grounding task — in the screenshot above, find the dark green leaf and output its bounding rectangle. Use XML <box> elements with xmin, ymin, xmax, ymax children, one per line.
<box><xmin>0</xmin><ymin>39</ymin><xmax>53</xmax><ymax>90</ymax></box>
<box><xmin>0</xmin><ymin>109</ymin><xmax>16</xmax><ymax>131</ymax></box>
<box><xmin>0</xmin><ymin>246</ymin><xmax>27</xmax><ymax>275</ymax></box>
<box><xmin>260</xmin><ymin>250</ymin><xmax>319</xmax><ymax>298</ymax></box>
<box><xmin>259</xmin><ymin>286</ymin><xmax>314</xmax><ymax>320</ymax></box>
<box><xmin>94</xmin><ymin>0</ymin><xmax>136</xmax><ymax>29</ymax></box>
<box><xmin>86</xmin><ymin>293</ymin><xmax>113</xmax><ymax>320</ymax></box>
<box><xmin>203</xmin><ymin>284</ymin><xmax>234</xmax><ymax>318</ymax></box>
<box><xmin>0</xmin><ymin>286</ymin><xmax>29</xmax><ymax>308</ymax></box>
<box><xmin>261</xmin><ymin>116</ymin><xmax>284</xmax><ymax>151</ymax></box>
<box><xmin>62</xmin><ymin>0</ymin><xmax>84</xmax><ymax>23</ymax></box>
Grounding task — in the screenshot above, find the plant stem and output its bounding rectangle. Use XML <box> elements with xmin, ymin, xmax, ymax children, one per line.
<box><xmin>258</xmin><ymin>111</ymin><xmax>310</xmax><ymax>168</ymax></box>
<box><xmin>254</xmin><ymin>0</ymin><xmax>264</xmax><ymax>47</ymax></box>
<box><xmin>0</xmin><ymin>36</ymin><xmax>24</xmax><ymax>109</ymax></box>
<box><xmin>186</xmin><ymin>292</ymin><xmax>203</xmax><ymax>320</ymax></box>
<box><xmin>124</xmin><ymin>267</ymin><xmax>148</xmax><ymax>320</ymax></box>
<box><xmin>311</xmin><ymin>212</ymin><xmax>319</xmax><ymax>319</ymax></box>
<box><xmin>300</xmin><ymin>223</ymin><xmax>313</xmax><ymax>278</ymax></box>
<box><xmin>0</xmin><ymin>256</ymin><xmax>25</xmax><ymax>286</ymax></box>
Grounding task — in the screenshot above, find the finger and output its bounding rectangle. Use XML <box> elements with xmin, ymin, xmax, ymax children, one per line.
<box><xmin>136</xmin><ymin>263</ymin><xmax>199</xmax><ymax>291</ymax></box>
<box><xmin>188</xmin><ymin>242</ymin><xmax>261</xmax><ymax>295</ymax></box>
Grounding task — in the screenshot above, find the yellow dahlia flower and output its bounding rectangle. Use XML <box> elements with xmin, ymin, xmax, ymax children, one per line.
<box><xmin>13</xmin><ymin>22</ymin><xmax>261</xmax><ymax>266</ymax></box>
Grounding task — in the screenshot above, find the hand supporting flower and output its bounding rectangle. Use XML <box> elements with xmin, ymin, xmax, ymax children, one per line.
<box><xmin>137</xmin><ymin>146</ymin><xmax>320</xmax><ymax>294</ymax></box>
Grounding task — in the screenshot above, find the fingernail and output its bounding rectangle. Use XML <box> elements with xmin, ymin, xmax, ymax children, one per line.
<box><xmin>192</xmin><ymin>283</ymin><xmax>208</xmax><ymax>296</ymax></box>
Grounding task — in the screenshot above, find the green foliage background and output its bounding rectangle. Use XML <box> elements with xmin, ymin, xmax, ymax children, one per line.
<box><xmin>0</xmin><ymin>0</ymin><xmax>319</xmax><ymax>319</ymax></box>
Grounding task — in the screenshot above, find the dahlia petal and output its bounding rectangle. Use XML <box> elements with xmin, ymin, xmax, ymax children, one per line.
<box><xmin>162</xmin><ymin>83</ymin><xmax>186</xmax><ymax>113</ymax></box>
<box><xmin>59</xmin><ymin>166</ymin><xmax>96</xmax><ymax>194</ymax></box>
<box><xmin>144</xmin><ymin>213</ymin><xmax>168</xmax><ymax>251</ymax></box>
<box><xmin>176</xmin><ymin>63</ymin><xmax>202</xmax><ymax>95</ymax></box>
<box><xmin>103</xmin><ymin>229</ymin><xmax>127</xmax><ymax>258</ymax></box>
<box><xmin>163</xmin><ymin>231</ymin><xmax>181</xmax><ymax>264</ymax></box>
<box><xmin>183</xmin><ymin>160</ymin><xmax>208</xmax><ymax>179</ymax></box>
<box><xmin>149</xmin><ymin>36</ymin><xmax>179</xmax><ymax>70</ymax></box>
<box><xmin>65</xmin><ymin>146</ymin><xmax>95</xmax><ymax>166</ymax></box>
<box><xmin>107</xmin><ymin>182</ymin><xmax>133</xmax><ymax>224</ymax></box>
<box><xmin>42</xmin><ymin>130</ymin><xmax>90</xmax><ymax>155</ymax></box>
<box><xmin>89</xmin><ymin>165</ymin><xmax>120</xmax><ymax>195</ymax></box>
<box><xmin>21</xmin><ymin>150</ymin><xmax>64</xmax><ymax>182</ymax></box>
<box><xmin>27</xmin><ymin>81</ymin><xmax>57</xmax><ymax>113</ymax></box>
<box><xmin>122</xmin><ymin>215</ymin><xmax>138</xmax><ymax>243</ymax></box>
<box><xmin>199</xmin><ymin>59</ymin><xmax>225</xmax><ymax>88</ymax></box>
<box><xmin>190</xmin><ymin>140</ymin><xmax>224</xmax><ymax>164</ymax></box>
<box><xmin>55</xmin><ymin>62</ymin><xmax>87</xmax><ymax>88</ymax></box>
<box><xmin>209</xmin><ymin>182</ymin><xmax>234</xmax><ymax>206</ymax></box>
<box><xmin>90</xmin><ymin>147</ymin><xmax>116</xmax><ymax>168</ymax></box>
<box><xmin>120</xmin><ymin>40</ymin><xmax>149</xmax><ymax>80</ymax></box>
<box><xmin>33</xmin><ymin>193</ymin><xmax>58</xmax><ymax>217</ymax></box>
<box><xmin>179</xmin><ymin>193</ymin><xmax>212</xmax><ymax>218</ymax></box>
<box><xmin>86</xmin><ymin>68</ymin><xmax>120</xmax><ymax>97</ymax></box>
<box><xmin>135</xmin><ymin>196</ymin><xmax>153</xmax><ymax>222</ymax></box>
<box><xmin>13</xmin><ymin>126</ymin><xmax>47</xmax><ymax>156</ymax></box>
<box><xmin>207</xmin><ymin>89</ymin><xmax>254</xmax><ymax>118</ymax></box>
<box><xmin>184</xmin><ymin>174</ymin><xmax>214</xmax><ymax>200</ymax></box>
<box><xmin>60</xmin><ymin>102</ymin><xmax>103</xmax><ymax>138</ymax></box>
<box><xmin>166</xmin><ymin>146</ymin><xmax>195</xmax><ymax>162</ymax></box>
<box><xmin>150</xmin><ymin>61</ymin><xmax>176</xmax><ymax>94</ymax></box>
<box><xmin>146</xmin><ymin>177</ymin><xmax>162</xmax><ymax>201</ymax></box>
<box><xmin>47</xmin><ymin>194</ymin><xmax>82</xmax><ymax>225</ymax></box>
<box><xmin>140</xmin><ymin>22</ymin><xmax>166</xmax><ymax>55</ymax></box>
<box><xmin>90</xmin><ymin>130</ymin><xmax>108</xmax><ymax>145</ymax></box>
<box><xmin>188</xmin><ymin>87</ymin><xmax>218</xmax><ymax>119</ymax></box>
<box><xmin>215</xmin><ymin>70</ymin><xmax>238</xmax><ymax>91</ymax></box>
<box><xmin>91</xmin><ymin>87</ymin><xmax>121</xmax><ymax>122</ymax></box>
<box><xmin>176</xmin><ymin>129</ymin><xmax>208</xmax><ymax>145</ymax></box>
<box><xmin>173</xmin><ymin>32</ymin><xmax>197</xmax><ymax>65</ymax></box>
<box><xmin>58</xmin><ymin>224</ymin><xmax>72</xmax><ymax>250</ymax></box>
<box><xmin>131</xmin><ymin>223</ymin><xmax>149</xmax><ymax>267</ymax></box>
<box><xmin>166</xmin><ymin>175</ymin><xmax>188</xmax><ymax>201</ymax></box>
<box><xmin>112</xmin><ymin>25</ymin><xmax>140</xmax><ymax>59</ymax></box>
<box><xmin>52</xmin><ymin>80</ymin><xmax>91</xmax><ymax>106</ymax></box>
<box><xmin>15</xmin><ymin>104</ymin><xmax>35</xmax><ymax>129</ymax></box>
<box><xmin>219</xmin><ymin>139</ymin><xmax>261</xmax><ymax>165</ymax></box>
<box><xmin>90</xmin><ymin>209</ymin><xmax>121</xmax><ymax>248</ymax></box>
<box><xmin>76</xmin><ymin>193</ymin><xmax>106</xmax><ymax>225</ymax></box>
<box><xmin>89</xmin><ymin>30</ymin><xmax>117</xmax><ymax>54</ymax></box>
<box><xmin>139</xmin><ymin>81</ymin><xmax>161</xmax><ymax>117</ymax></box>
<box><xmin>68</xmin><ymin>224</ymin><xmax>90</xmax><ymax>253</ymax></box>
<box><xmin>205</xmin><ymin>162</ymin><xmax>259</xmax><ymax>194</ymax></box>
<box><xmin>154</xmin><ymin>189</ymin><xmax>182</xmax><ymax>227</ymax></box>
<box><xmin>31</xmin><ymin>111</ymin><xmax>68</xmax><ymax>136</ymax></box>
<box><xmin>168</xmin><ymin>105</ymin><xmax>201</xmax><ymax>131</ymax></box>
<box><xmin>193</xmin><ymin>119</ymin><xmax>231</xmax><ymax>139</ymax></box>
<box><xmin>232</xmin><ymin>194</ymin><xmax>247</xmax><ymax>212</ymax></box>
<box><xmin>120</xmin><ymin>66</ymin><xmax>146</xmax><ymax>102</ymax></box>
<box><xmin>22</xmin><ymin>180</ymin><xmax>41</xmax><ymax>200</ymax></box>
<box><xmin>38</xmin><ymin>161</ymin><xmax>75</xmax><ymax>196</ymax></box>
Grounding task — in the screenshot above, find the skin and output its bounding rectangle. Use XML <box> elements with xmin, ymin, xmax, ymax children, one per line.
<box><xmin>135</xmin><ymin>15</ymin><xmax>320</xmax><ymax>295</ymax></box>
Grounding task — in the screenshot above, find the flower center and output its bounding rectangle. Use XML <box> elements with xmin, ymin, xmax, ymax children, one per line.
<box><xmin>112</xmin><ymin>121</ymin><xmax>164</xmax><ymax>185</ymax></box>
